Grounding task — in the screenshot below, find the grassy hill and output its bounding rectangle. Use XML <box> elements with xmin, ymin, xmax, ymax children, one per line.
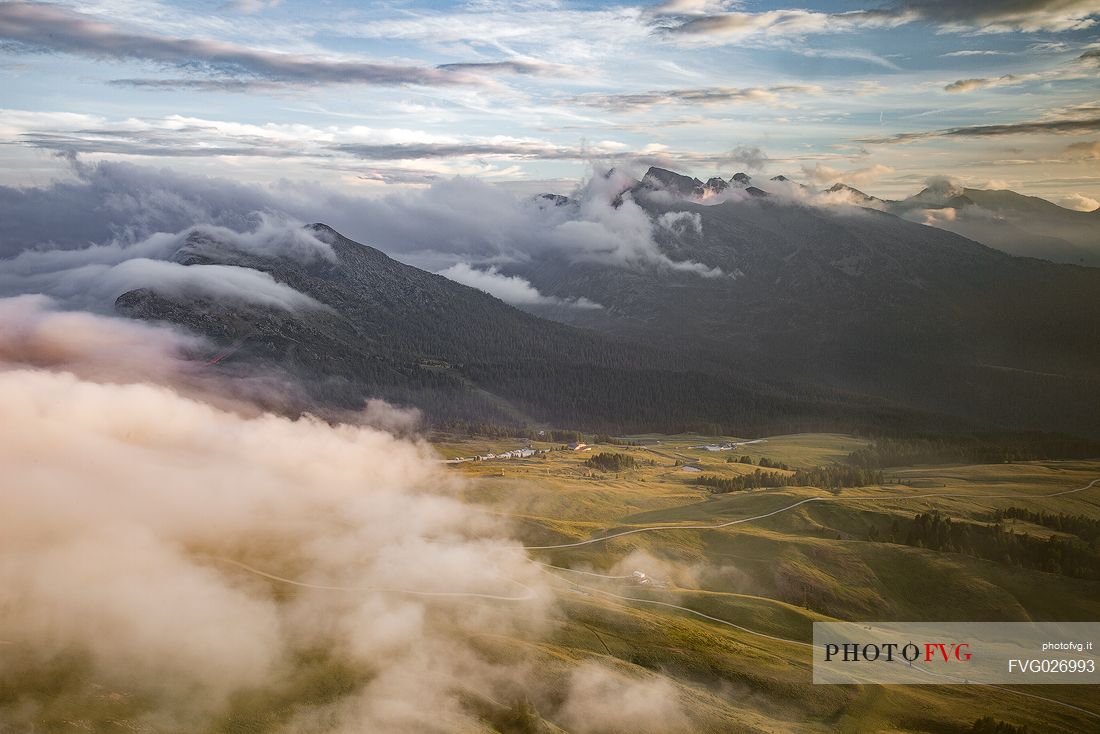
<box><xmin>443</xmin><ymin>433</ymin><xmax>1100</xmax><ymax>732</ymax></box>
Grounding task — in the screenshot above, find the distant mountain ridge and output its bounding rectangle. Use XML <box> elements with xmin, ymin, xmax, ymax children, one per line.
<box><xmin>889</xmin><ymin>185</ymin><xmax>1100</xmax><ymax>266</ymax></box>
<box><xmin>624</xmin><ymin>166</ymin><xmax>1099</xmax><ymax>266</ymax></box>
<box><xmin>115</xmin><ymin>223</ymin><xmax>916</xmax><ymax>433</ymax></box>
<box><xmin>111</xmin><ymin>176</ymin><xmax>1100</xmax><ymax>435</ymax></box>
<box><xmin>513</xmin><ymin>169</ymin><xmax>1100</xmax><ymax>433</ymax></box>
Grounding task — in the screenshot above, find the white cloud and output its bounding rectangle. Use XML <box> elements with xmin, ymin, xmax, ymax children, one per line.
<box><xmin>437</xmin><ymin>263</ymin><xmax>601</xmax><ymax>309</ymax></box>
<box><xmin>0</xmin><ymin>219</ymin><xmax>329</xmax><ymax>312</ymax></box>
<box><xmin>0</xmin><ymin>1</ymin><xmax>486</xmax><ymax>88</ymax></box>
<box><xmin>0</xmin><ymin>354</ymin><xmax>550</xmax><ymax>729</ymax></box>
<box><xmin>1057</xmin><ymin>192</ymin><xmax>1099</xmax><ymax>211</ymax></box>
<box><xmin>557</xmin><ymin>662</ymin><xmax>689</xmax><ymax>734</ymax></box>
<box><xmin>800</xmin><ymin>162</ymin><xmax>894</xmax><ymax>186</ymax></box>
<box><xmin>941</xmin><ymin>50</ymin><xmax>1005</xmax><ymax>57</ymax></box>
<box><xmin>660</xmin><ymin>1</ymin><xmax>1100</xmax><ymax>44</ymax></box>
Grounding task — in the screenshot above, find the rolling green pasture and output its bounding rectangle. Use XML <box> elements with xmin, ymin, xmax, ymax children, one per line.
<box><xmin>444</xmin><ymin>433</ymin><xmax>1100</xmax><ymax>733</ymax></box>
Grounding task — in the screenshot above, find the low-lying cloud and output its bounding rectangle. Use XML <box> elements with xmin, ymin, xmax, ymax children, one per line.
<box><xmin>438</xmin><ymin>263</ymin><xmax>602</xmax><ymax>309</ymax></box>
<box><xmin>0</xmin><ymin>215</ymin><xmax>330</xmax><ymax>312</ymax></box>
<box><xmin>0</xmin><ymin>292</ymin><xmax>707</xmax><ymax>731</ymax></box>
<box><xmin>0</xmin><ymin>158</ymin><xmax>725</xmax><ymax>286</ymax></box>
<box><xmin>558</xmin><ymin>663</ymin><xmax>690</xmax><ymax>733</ymax></box>
<box><xmin>0</xmin><ymin>296</ymin><xmax>559</xmax><ymax>731</ymax></box>
<box><xmin>0</xmin><ymin>293</ymin><xmax>203</xmax><ymax>383</ymax></box>
<box><xmin>1057</xmin><ymin>192</ymin><xmax>1099</xmax><ymax>211</ymax></box>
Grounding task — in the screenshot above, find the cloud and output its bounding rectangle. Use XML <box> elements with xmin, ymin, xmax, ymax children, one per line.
<box><xmin>657</xmin><ymin>8</ymin><xmax>907</xmax><ymax>44</ymax></box>
<box><xmin>222</xmin><ymin>0</ymin><xmax>283</xmax><ymax>13</ymax></box>
<box><xmin>0</xmin><ymin>1</ymin><xmax>483</xmax><ymax>87</ymax></box>
<box><xmin>312</xmin><ymin>167</ymin><xmax>725</xmax><ymax>276</ymax></box>
<box><xmin>921</xmin><ymin>174</ymin><xmax>965</xmax><ymax>198</ymax></box>
<box><xmin>0</xmin><ymin>158</ymin><xmax>724</xmax><ymax>306</ymax></box>
<box><xmin>0</xmin><ymin>108</ymin><xmax>669</xmax><ymax>169</ymax></box>
<box><xmin>2</xmin><ymin>249</ymin><xmax>324</xmax><ymax>312</ymax></box>
<box><xmin>0</xmin><ymin>317</ymin><xmax>551</xmax><ymax>729</ymax></box>
<box><xmin>654</xmin><ymin>0</ymin><xmax>737</xmax><ymax>15</ymax></box>
<box><xmin>331</xmin><ymin>138</ymin><xmax>625</xmax><ymax>161</ymax></box>
<box><xmin>1057</xmin><ymin>192</ymin><xmax>1099</xmax><ymax>211</ymax></box>
<box><xmin>435</xmin><ymin>60</ymin><xmax>576</xmax><ymax>76</ymax></box>
<box><xmin>942</xmin><ymin>50</ymin><xmax>1098</xmax><ymax>93</ymax></box>
<box><xmin>570</xmin><ymin>84</ymin><xmax>822</xmax><ymax>111</ymax></box>
<box><xmin>105</xmin><ymin>77</ymin><xmax>290</xmax><ymax>92</ymax></box>
<box><xmin>915</xmin><ymin>206</ymin><xmax>958</xmax><ymax>226</ymax></box>
<box><xmin>437</xmin><ymin>263</ymin><xmax>602</xmax><ymax>309</ymax></box>
<box><xmin>944</xmin><ymin>77</ymin><xmax>999</xmax><ymax>93</ymax></box>
<box><xmin>0</xmin><ymin>156</ymin><xmax>285</xmax><ymax>256</ymax></box>
<box><xmin>941</xmin><ymin>49</ymin><xmax>1005</xmax><ymax>57</ymax></box>
<box><xmin>548</xmin><ymin>169</ymin><xmax>723</xmax><ymax>277</ymax></box>
<box><xmin>1063</xmin><ymin>140</ymin><xmax>1100</xmax><ymax>159</ymax></box>
<box><xmin>656</xmin><ymin>0</ymin><xmax>1100</xmax><ymax>43</ymax></box>
<box><xmin>901</xmin><ymin>0</ymin><xmax>1100</xmax><ymax>33</ymax></box>
<box><xmin>0</xmin><ymin>213</ymin><xmax>331</xmax><ymax>312</ymax></box>
<box><xmin>0</xmin><ymin>293</ymin><xmax>203</xmax><ymax>383</ymax></box>
<box><xmin>656</xmin><ymin>210</ymin><xmax>703</xmax><ymax>237</ymax></box>
<box><xmin>861</xmin><ymin>116</ymin><xmax>1100</xmax><ymax>144</ymax></box>
<box><xmin>557</xmin><ymin>663</ymin><xmax>689</xmax><ymax>734</ymax></box>
<box><xmin>719</xmin><ymin>145</ymin><xmax>768</xmax><ymax>172</ymax></box>
<box><xmin>800</xmin><ymin>163</ymin><xmax>894</xmax><ymax>186</ymax></box>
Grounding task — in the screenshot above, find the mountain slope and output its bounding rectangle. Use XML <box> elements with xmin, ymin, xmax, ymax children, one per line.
<box><xmin>508</xmin><ymin>181</ymin><xmax>1100</xmax><ymax>433</ymax></box>
<box><xmin>114</xmin><ymin>223</ymin><xmax>916</xmax><ymax>432</ymax></box>
<box><xmin>890</xmin><ymin>186</ymin><xmax>1100</xmax><ymax>266</ymax></box>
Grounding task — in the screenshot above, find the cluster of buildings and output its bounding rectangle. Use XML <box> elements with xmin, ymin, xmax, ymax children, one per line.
<box><xmin>442</xmin><ymin>440</ymin><xmax>594</xmax><ymax>465</ymax></box>
<box><xmin>443</xmin><ymin>447</ymin><xmax>547</xmax><ymax>464</ymax></box>
<box><xmin>690</xmin><ymin>438</ymin><xmax>766</xmax><ymax>452</ymax></box>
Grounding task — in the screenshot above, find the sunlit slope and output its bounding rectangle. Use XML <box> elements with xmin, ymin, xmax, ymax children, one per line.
<box><xmin>448</xmin><ymin>433</ymin><xmax>1100</xmax><ymax>733</ymax></box>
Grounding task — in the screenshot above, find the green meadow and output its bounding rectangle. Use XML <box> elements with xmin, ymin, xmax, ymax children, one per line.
<box><xmin>443</xmin><ymin>432</ymin><xmax>1100</xmax><ymax>733</ymax></box>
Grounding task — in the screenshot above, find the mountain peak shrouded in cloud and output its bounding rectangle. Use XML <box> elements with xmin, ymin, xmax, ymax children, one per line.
<box><xmin>500</xmin><ymin>180</ymin><xmax>1100</xmax><ymax>432</ymax></box>
<box><xmin>825</xmin><ymin>182</ymin><xmax>882</xmax><ymax>205</ymax></box>
<box><xmin>892</xmin><ymin>181</ymin><xmax>1100</xmax><ymax>265</ymax></box>
<box><xmin>704</xmin><ymin>176</ymin><xmax>729</xmax><ymax>193</ymax></box>
<box><xmin>639</xmin><ymin>166</ymin><xmax>706</xmax><ymax>197</ymax></box>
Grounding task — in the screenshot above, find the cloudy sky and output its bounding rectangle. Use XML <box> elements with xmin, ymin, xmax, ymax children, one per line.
<box><xmin>2</xmin><ymin>0</ymin><xmax>1099</xmax><ymax>202</ymax></box>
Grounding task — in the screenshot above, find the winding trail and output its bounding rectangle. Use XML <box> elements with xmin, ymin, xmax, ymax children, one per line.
<box><xmin>525</xmin><ymin>478</ymin><xmax>1100</xmax><ymax>551</ymax></box>
<box><xmin>201</xmin><ymin>477</ymin><xmax>1100</xmax><ymax>721</ymax></box>
<box><xmin>542</xmin><ymin>567</ymin><xmax>812</xmax><ymax>649</ymax></box>
<box><xmin>204</xmin><ymin>556</ymin><xmax>537</xmax><ymax>602</ymax></box>
<box><xmin>533</xmin><ymin>476</ymin><xmax>1100</xmax><ymax>721</ymax></box>
<box><xmin>541</xmin><ymin>568</ymin><xmax>1100</xmax><ymax>720</ymax></box>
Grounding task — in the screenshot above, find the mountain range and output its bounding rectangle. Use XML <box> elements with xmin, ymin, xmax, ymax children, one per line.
<box><xmin>720</xmin><ymin>170</ymin><xmax>1100</xmax><ymax>267</ymax></box>
<box><xmin>116</xmin><ymin>224</ymin><xmax>904</xmax><ymax>433</ymax></box>
<box><xmin>113</xmin><ymin>172</ymin><xmax>1100</xmax><ymax>436</ymax></box>
<box><xmin>507</xmin><ymin>168</ymin><xmax>1100</xmax><ymax>433</ymax></box>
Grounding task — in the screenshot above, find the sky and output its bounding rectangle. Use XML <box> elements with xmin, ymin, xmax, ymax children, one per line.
<box><xmin>1</xmin><ymin>0</ymin><xmax>1099</xmax><ymax>205</ymax></box>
